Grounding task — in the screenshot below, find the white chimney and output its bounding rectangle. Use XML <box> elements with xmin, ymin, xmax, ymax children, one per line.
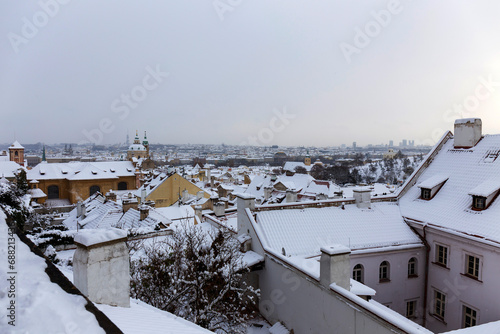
<box><xmin>76</xmin><ymin>201</ymin><xmax>83</xmax><ymax>217</ymax></box>
<box><xmin>73</xmin><ymin>229</ymin><xmax>130</xmax><ymax>307</ymax></box>
<box><xmin>353</xmin><ymin>187</ymin><xmax>371</xmax><ymax>209</ymax></box>
<box><xmin>182</xmin><ymin>189</ymin><xmax>189</xmax><ymax>202</ymax></box>
<box><xmin>140</xmin><ymin>188</ymin><xmax>146</xmax><ymax>203</ymax></box>
<box><xmin>236</xmin><ymin>193</ymin><xmax>255</xmax><ymax>235</ymax></box>
<box><xmin>214</xmin><ymin>202</ymin><xmax>225</xmax><ymax>217</ymax></box>
<box><xmin>194</xmin><ymin>205</ymin><xmax>202</xmax><ymax>222</ymax></box>
<box><xmin>197</xmin><ymin>191</ymin><xmax>204</xmax><ymax>200</ymax></box>
<box><xmin>454</xmin><ymin>118</ymin><xmax>482</xmax><ymax>148</ymax></box>
<box><xmin>286</xmin><ymin>189</ymin><xmax>298</xmax><ymax>203</ymax></box>
<box><xmin>264</xmin><ymin>186</ymin><xmax>273</xmax><ymax>201</ymax></box>
<box><xmin>319</xmin><ymin>244</ymin><xmax>351</xmax><ymax>290</ymax></box>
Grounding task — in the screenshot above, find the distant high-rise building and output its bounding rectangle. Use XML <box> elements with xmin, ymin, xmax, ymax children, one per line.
<box><xmin>402</xmin><ymin>139</ymin><xmax>408</xmax><ymax>147</ymax></box>
<box><xmin>353</xmin><ymin>142</ymin><xmax>357</xmax><ymax>148</ymax></box>
<box><xmin>389</xmin><ymin>140</ymin><xmax>394</xmax><ymax>147</ymax></box>
<box><xmin>409</xmin><ymin>140</ymin><xmax>415</xmax><ymax>147</ymax></box>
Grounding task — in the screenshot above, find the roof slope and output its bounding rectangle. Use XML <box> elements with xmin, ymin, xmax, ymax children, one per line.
<box><xmin>399</xmin><ymin>134</ymin><xmax>500</xmax><ymax>243</ymax></box>
<box><xmin>256</xmin><ymin>202</ymin><xmax>422</xmax><ymax>257</ymax></box>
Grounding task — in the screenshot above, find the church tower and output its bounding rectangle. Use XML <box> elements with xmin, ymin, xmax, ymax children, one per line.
<box><xmin>142</xmin><ymin>131</ymin><xmax>149</xmax><ymax>157</ymax></box>
<box><xmin>9</xmin><ymin>141</ymin><xmax>24</xmax><ymax>166</ymax></box>
<box><xmin>304</xmin><ymin>150</ymin><xmax>311</xmax><ymax>166</ymax></box>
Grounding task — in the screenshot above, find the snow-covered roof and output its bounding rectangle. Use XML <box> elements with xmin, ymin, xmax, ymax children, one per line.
<box><xmin>27</xmin><ymin>161</ymin><xmax>135</xmax><ymax>181</ymax></box>
<box><xmin>28</xmin><ymin>187</ymin><xmax>47</xmax><ymax>198</ymax></box>
<box><xmin>400</xmin><ymin>134</ymin><xmax>500</xmax><ymax>243</ymax></box>
<box><xmin>455</xmin><ymin>118</ymin><xmax>480</xmax><ymax>125</ymax></box>
<box><xmin>0</xmin><ymin>161</ymin><xmax>23</xmax><ymax>179</ymax></box>
<box><xmin>283</xmin><ymin>161</ymin><xmax>312</xmax><ymax>172</ymax></box>
<box><xmin>9</xmin><ymin>140</ymin><xmax>24</xmax><ymax>149</ymax></box>
<box><xmin>468</xmin><ymin>179</ymin><xmax>500</xmax><ymax>197</ymax></box>
<box><xmin>417</xmin><ymin>174</ymin><xmax>449</xmax><ymax>189</ymax></box>
<box><xmin>256</xmin><ymin>202</ymin><xmax>422</xmax><ymax>257</ymax></box>
<box><xmin>97</xmin><ymin>299</ymin><xmax>213</xmax><ymax>334</ymax></box>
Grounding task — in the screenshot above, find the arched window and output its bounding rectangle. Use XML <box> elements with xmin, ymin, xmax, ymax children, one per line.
<box><xmin>47</xmin><ymin>185</ymin><xmax>59</xmax><ymax>199</ymax></box>
<box><xmin>353</xmin><ymin>264</ymin><xmax>364</xmax><ymax>283</ymax></box>
<box><xmin>14</xmin><ymin>151</ymin><xmax>18</xmax><ymax>156</ymax></box>
<box><xmin>117</xmin><ymin>182</ymin><xmax>127</xmax><ymax>190</ymax></box>
<box><xmin>379</xmin><ymin>261</ymin><xmax>390</xmax><ymax>282</ymax></box>
<box><xmin>408</xmin><ymin>257</ymin><xmax>418</xmax><ymax>277</ymax></box>
<box><xmin>90</xmin><ymin>185</ymin><xmax>100</xmax><ymax>196</ymax></box>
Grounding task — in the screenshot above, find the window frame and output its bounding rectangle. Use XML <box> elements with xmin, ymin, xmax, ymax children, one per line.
<box><xmin>379</xmin><ymin>261</ymin><xmax>390</xmax><ymax>282</ymax></box>
<box><xmin>433</xmin><ymin>289</ymin><xmax>446</xmax><ymax>320</ymax></box>
<box><xmin>352</xmin><ymin>264</ymin><xmax>364</xmax><ymax>283</ymax></box>
<box><xmin>421</xmin><ymin>188</ymin><xmax>432</xmax><ymax>200</ymax></box>
<box><xmin>464</xmin><ymin>253</ymin><xmax>481</xmax><ymax>280</ymax></box>
<box><xmin>408</xmin><ymin>257</ymin><xmax>418</xmax><ymax>278</ymax></box>
<box><xmin>462</xmin><ymin>305</ymin><xmax>478</xmax><ymax>328</ymax></box>
<box><xmin>406</xmin><ymin>299</ymin><xmax>418</xmax><ymax>319</ymax></box>
<box><xmin>434</xmin><ymin>243</ymin><xmax>449</xmax><ymax>268</ymax></box>
<box><xmin>472</xmin><ymin>196</ymin><xmax>487</xmax><ymax>210</ymax></box>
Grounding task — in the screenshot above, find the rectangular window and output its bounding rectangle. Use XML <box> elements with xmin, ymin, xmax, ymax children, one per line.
<box><xmin>462</xmin><ymin>305</ymin><xmax>477</xmax><ymax>328</ymax></box>
<box><xmin>473</xmin><ymin>196</ymin><xmax>486</xmax><ymax>210</ymax></box>
<box><xmin>436</xmin><ymin>244</ymin><xmax>448</xmax><ymax>267</ymax></box>
<box><xmin>406</xmin><ymin>300</ymin><xmax>417</xmax><ymax>318</ymax></box>
<box><xmin>465</xmin><ymin>254</ymin><xmax>480</xmax><ymax>279</ymax></box>
<box><xmin>421</xmin><ymin>188</ymin><xmax>431</xmax><ymax>200</ymax></box>
<box><xmin>434</xmin><ymin>290</ymin><xmax>446</xmax><ymax>319</ymax></box>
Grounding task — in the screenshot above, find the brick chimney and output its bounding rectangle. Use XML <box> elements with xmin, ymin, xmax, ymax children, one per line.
<box><xmin>454</xmin><ymin>118</ymin><xmax>482</xmax><ymax>148</ymax></box>
<box><xmin>319</xmin><ymin>244</ymin><xmax>351</xmax><ymax>290</ymax></box>
<box><xmin>286</xmin><ymin>189</ymin><xmax>298</xmax><ymax>203</ymax></box>
<box><xmin>139</xmin><ymin>205</ymin><xmax>149</xmax><ymax>221</ymax></box>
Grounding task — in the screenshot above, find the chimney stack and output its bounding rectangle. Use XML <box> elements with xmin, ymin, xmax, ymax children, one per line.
<box><xmin>73</xmin><ymin>229</ymin><xmax>130</xmax><ymax>307</ymax></box>
<box><xmin>236</xmin><ymin>193</ymin><xmax>255</xmax><ymax>235</ymax></box>
<box><xmin>286</xmin><ymin>189</ymin><xmax>298</xmax><ymax>203</ymax></box>
<box><xmin>319</xmin><ymin>244</ymin><xmax>351</xmax><ymax>290</ymax></box>
<box><xmin>264</xmin><ymin>186</ymin><xmax>273</xmax><ymax>201</ymax></box>
<box><xmin>454</xmin><ymin>118</ymin><xmax>482</xmax><ymax>148</ymax></box>
<box><xmin>214</xmin><ymin>202</ymin><xmax>225</xmax><ymax>217</ymax></box>
<box><xmin>353</xmin><ymin>187</ymin><xmax>371</xmax><ymax>209</ymax></box>
<box><xmin>139</xmin><ymin>205</ymin><xmax>149</xmax><ymax>221</ymax></box>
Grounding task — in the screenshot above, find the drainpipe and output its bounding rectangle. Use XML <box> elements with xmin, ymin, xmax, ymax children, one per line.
<box><xmin>422</xmin><ymin>224</ymin><xmax>430</xmax><ymax>327</ymax></box>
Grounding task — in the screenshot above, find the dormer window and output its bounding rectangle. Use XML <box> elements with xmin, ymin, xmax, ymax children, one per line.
<box><xmin>472</xmin><ymin>196</ymin><xmax>486</xmax><ymax>210</ymax></box>
<box><xmin>418</xmin><ymin>174</ymin><xmax>449</xmax><ymax>200</ymax></box>
<box><xmin>469</xmin><ymin>179</ymin><xmax>500</xmax><ymax>211</ymax></box>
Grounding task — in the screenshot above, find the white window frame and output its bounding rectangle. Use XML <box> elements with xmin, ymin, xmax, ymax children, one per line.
<box><xmin>433</xmin><ymin>289</ymin><xmax>446</xmax><ymax>320</ymax></box>
<box><xmin>463</xmin><ymin>252</ymin><xmax>482</xmax><ymax>280</ymax></box>
<box><xmin>462</xmin><ymin>304</ymin><xmax>478</xmax><ymax>328</ymax></box>
<box><xmin>435</xmin><ymin>243</ymin><xmax>449</xmax><ymax>267</ymax></box>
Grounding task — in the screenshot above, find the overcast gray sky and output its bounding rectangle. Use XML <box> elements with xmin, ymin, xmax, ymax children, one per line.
<box><xmin>1</xmin><ymin>1</ymin><xmax>500</xmax><ymax>147</ymax></box>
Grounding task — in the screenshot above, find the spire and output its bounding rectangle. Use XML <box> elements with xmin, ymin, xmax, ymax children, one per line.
<box><xmin>42</xmin><ymin>145</ymin><xmax>46</xmax><ymax>162</ymax></box>
<box><xmin>133</xmin><ymin>130</ymin><xmax>141</xmax><ymax>144</ymax></box>
<box><xmin>142</xmin><ymin>131</ymin><xmax>149</xmax><ymax>146</ymax></box>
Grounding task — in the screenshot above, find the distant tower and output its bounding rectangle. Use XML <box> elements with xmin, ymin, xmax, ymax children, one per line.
<box><xmin>304</xmin><ymin>150</ymin><xmax>311</xmax><ymax>166</ymax></box>
<box><xmin>42</xmin><ymin>145</ymin><xmax>46</xmax><ymax>162</ymax></box>
<box><xmin>9</xmin><ymin>141</ymin><xmax>24</xmax><ymax>166</ymax></box>
<box><xmin>142</xmin><ymin>131</ymin><xmax>149</xmax><ymax>157</ymax></box>
<box><xmin>126</xmin><ymin>131</ymin><xmax>130</xmax><ymax>147</ymax></box>
<box><xmin>353</xmin><ymin>142</ymin><xmax>357</xmax><ymax>149</ymax></box>
<box><xmin>127</xmin><ymin>130</ymin><xmax>147</xmax><ymax>160</ymax></box>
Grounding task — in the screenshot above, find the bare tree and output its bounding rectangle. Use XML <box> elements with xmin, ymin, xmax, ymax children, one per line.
<box><xmin>130</xmin><ymin>223</ymin><xmax>259</xmax><ymax>332</ymax></box>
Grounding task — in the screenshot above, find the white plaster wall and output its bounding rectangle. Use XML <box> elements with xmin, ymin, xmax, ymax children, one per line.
<box><xmin>350</xmin><ymin>247</ymin><xmax>426</xmax><ymax>325</ymax></box>
<box><xmin>424</xmin><ymin>229</ymin><xmax>500</xmax><ymax>333</ymax></box>
<box><xmin>454</xmin><ymin>121</ymin><xmax>481</xmax><ymax>148</ymax></box>
<box><xmin>74</xmin><ymin>241</ymin><xmax>130</xmax><ymax>307</ymax></box>
<box><xmin>259</xmin><ymin>255</ymin><xmax>417</xmax><ymax>334</ymax></box>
